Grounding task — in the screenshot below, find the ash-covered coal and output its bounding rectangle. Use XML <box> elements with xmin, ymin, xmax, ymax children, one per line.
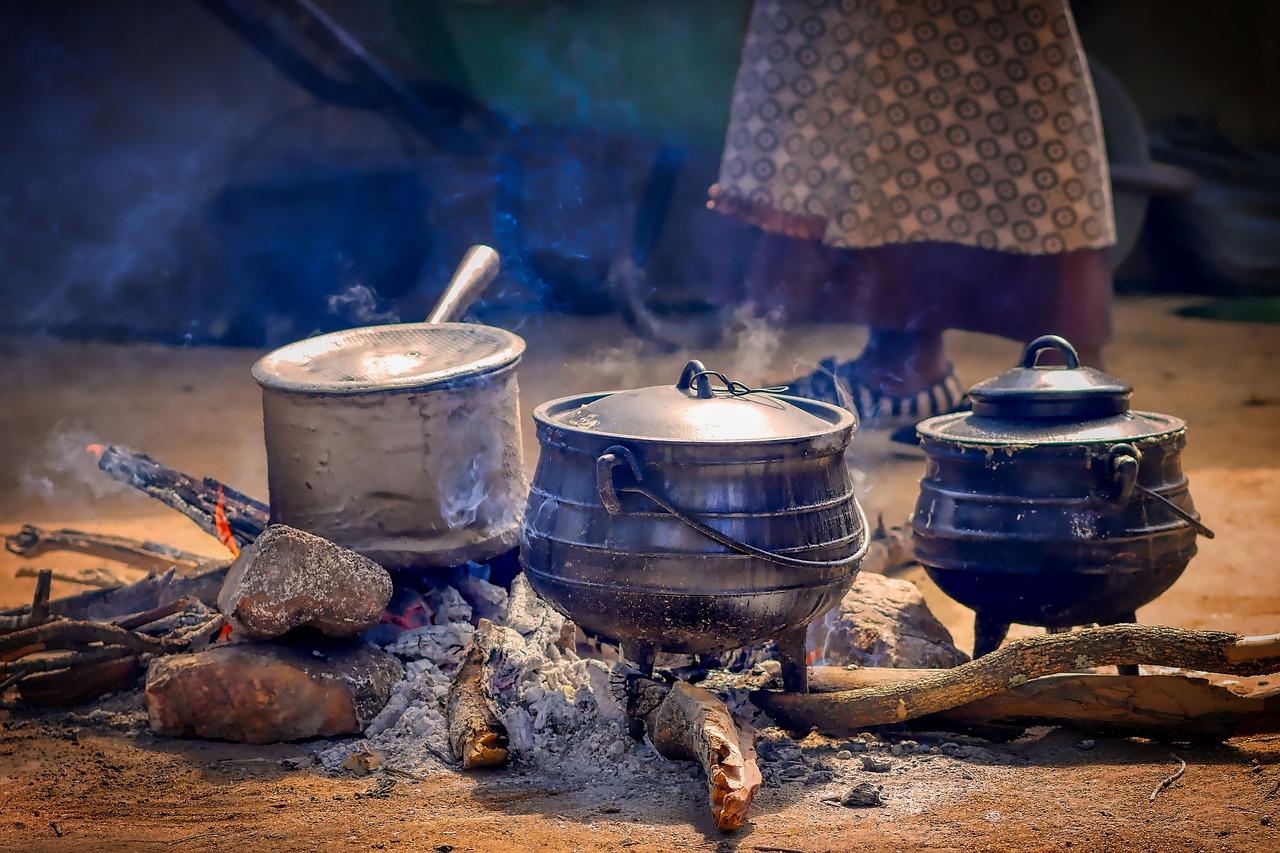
<box><xmin>318</xmin><ymin>574</ymin><xmax>679</xmax><ymax>782</ymax></box>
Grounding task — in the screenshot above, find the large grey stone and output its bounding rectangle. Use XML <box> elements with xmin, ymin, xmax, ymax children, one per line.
<box><xmin>217</xmin><ymin>524</ymin><xmax>393</xmax><ymax>640</ymax></box>
<box><xmin>807</xmin><ymin>572</ymin><xmax>969</xmax><ymax>669</ymax></box>
<box><xmin>145</xmin><ymin>640</ymin><xmax>402</xmax><ymax>743</ymax></box>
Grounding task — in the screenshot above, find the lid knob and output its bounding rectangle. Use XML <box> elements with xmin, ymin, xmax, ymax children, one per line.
<box><xmin>675</xmin><ymin>360</ymin><xmax>715</xmax><ymax>399</ymax></box>
<box><xmin>1021</xmin><ymin>335</ymin><xmax>1080</xmax><ymax>369</ymax></box>
<box><xmin>967</xmin><ymin>334</ymin><xmax>1133</xmax><ymax>420</ymax></box>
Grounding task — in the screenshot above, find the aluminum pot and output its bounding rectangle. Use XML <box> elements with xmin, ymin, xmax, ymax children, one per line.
<box><xmin>252</xmin><ymin>247</ymin><xmax>527</xmax><ymax>570</ymax></box>
<box><xmin>911</xmin><ymin>335</ymin><xmax>1214</xmax><ymax>658</ymax></box>
<box><xmin>521</xmin><ymin>360</ymin><xmax>868</xmax><ymax>692</ymax></box>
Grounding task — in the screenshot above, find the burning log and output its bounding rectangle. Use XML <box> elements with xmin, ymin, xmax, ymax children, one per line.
<box><xmin>801</xmin><ymin>667</ymin><xmax>1280</xmax><ymax>740</ymax></box>
<box><xmin>90</xmin><ymin>444</ymin><xmax>268</xmax><ymax>547</ymax></box>
<box><xmin>615</xmin><ymin>669</ymin><xmax>761</xmax><ymax>831</ymax></box>
<box><xmin>754</xmin><ymin>625</ymin><xmax>1280</xmax><ymax>736</ymax></box>
<box><xmin>445</xmin><ymin>617</ymin><xmax>509</xmax><ymax>769</ymax></box>
<box><xmin>5</xmin><ymin>524</ymin><xmax>206</xmax><ymax>574</ymax></box>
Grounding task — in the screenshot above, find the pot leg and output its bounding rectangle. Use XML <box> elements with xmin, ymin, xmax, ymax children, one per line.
<box><xmin>973</xmin><ymin>614</ymin><xmax>1011</xmax><ymax>659</ymax></box>
<box><xmin>1109</xmin><ymin>611</ymin><xmax>1140</xmax><ymax>676</ymax></box>
<box><xmin>621</xmin><ymin>640</ymin><xmax>657</xmax><ymax>741</ymax></box>
<box><xmin>777</xmin><ymin>626</ymin><xmax>809</xmax><ymax>694</ymax></box>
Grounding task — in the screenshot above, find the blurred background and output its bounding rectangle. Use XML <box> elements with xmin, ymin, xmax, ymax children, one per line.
<box><xmin>1</xmin><ymin>0</ymin><xmax>1278</xmax><ymax>348</ymax></box>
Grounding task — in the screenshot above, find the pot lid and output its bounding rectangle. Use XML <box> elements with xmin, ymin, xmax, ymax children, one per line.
<box><xmin>917</xmin><ymin>409</ymin><xmax>1186</xmax><ymax>445</ymax></box>
<box><xmin>541</xmin><ymin>360</ymin><xmax>855</xmax><ymax>443</ymax></box>
<box><xmin>967</xmin><ymin>335</ymin><xmax>1133</xmax><ymax>419</ymax></box>
<box><xmin>252</xmin><ymin>322</ymin><xmax>525</xmax><ymax>394</ymax></box>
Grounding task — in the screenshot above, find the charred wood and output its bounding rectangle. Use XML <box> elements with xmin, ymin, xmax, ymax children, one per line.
<box><xmin>92</xmin><ymin>444</ymin><xmax>268</xmax><ymax>546</ymax></box>
<box><xmin>445</xmin><ymin>618</ymin><xmax>509</xmax><ymax>769</ymax></box>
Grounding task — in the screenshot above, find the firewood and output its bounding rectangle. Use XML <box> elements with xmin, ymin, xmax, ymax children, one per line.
<box><xmin>754</xmin><ymin>625</ymin><xmax>1280</xmax><ymax>735</ymax></box>
<box><xmin>15</xmin><ymin>566</ymin><xmax>134</xmax><ymax>589</ymax></box>
<box><xmin>642</xmin><ymin>681</ymin><xmax>762</xmax><ymax>832</ymax></box>
<box><xmin>0</xmin><ymin>619</ymin><xmax>191</xmax><ymax>666</ymax></box>
<box><xmin>16</xmin><ymin>655</ymin><xmax>143</xmax><ymax>707</ymax></box>
<box><xmin>801</xmin><ymin>666</ymin><xmax>1280</xmax><ymax>740</ymax></box>
<box><xmin>5</xmin><ymin>525</ymin><xmax>206</xmax><ymax>573</ymax></box>
<box><xmin>1</xmin><ymin>563</ymin><xmax>231</xmax><ymax>624</ymax></box>
<box><xmin>0</xmin><ymin>570</ymin><xmax>53</xmax><ymax>634</ymax></box>
<box><xmin>445</xmin><ymin>618</ymin><xmax>509</xmax><ymax>769</ymax></box>
<box><xmin>91</xmin><ymin>444</ymin><xmax>268</xmax><ymax>547</ymax></box>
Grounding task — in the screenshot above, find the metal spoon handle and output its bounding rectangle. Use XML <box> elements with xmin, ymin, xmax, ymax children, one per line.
<box><xmin>426</xmin><ymin>245</ymin><xmax>500</xmax><ymax>324</ymax></box>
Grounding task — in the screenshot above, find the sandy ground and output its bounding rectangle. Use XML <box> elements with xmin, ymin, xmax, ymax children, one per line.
<box><xmin>1</xmin><ymin>297</ymin><xmax>1278</xmax><ymax>851</ymax></box>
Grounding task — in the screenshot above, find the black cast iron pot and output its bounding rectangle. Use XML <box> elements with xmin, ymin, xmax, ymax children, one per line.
<box><xmin>911</xmin><ymin>336</ymin><xmax>1214</xmax><ymax>658</ymax></box>
<box><xmin>521</xmin><ymin>360</ymin><xmax>869</xmax><ymax>692</ymax></box>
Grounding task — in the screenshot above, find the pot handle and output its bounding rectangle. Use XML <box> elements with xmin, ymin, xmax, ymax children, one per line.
<box><xmin>1108</xmin><ymin>444</ymin><xmax>1215</xmax><ymax>539</ymax></box>
<box><xmin>595</xmin><ymin>445</ymin><xmax>868</xmax><ymax>570</ymax></box>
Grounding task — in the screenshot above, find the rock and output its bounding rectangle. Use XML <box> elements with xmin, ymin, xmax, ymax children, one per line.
<box><xmin>807</xmin><ymin>572</ymin><xmax>969</xmax><ymax>668</ymax></box>
<box><xmin>218</xmin><ymin>525</ymin><xmax>393</xmax><ymax>640</ymax></box>
<box><xmin>145</xmin><ymin>640</ymin><xmax>403</xmax><ymax>743</ymax></box>
<box><xmin>840</xmin><ymin>782</ymin><xmax>885</xmax><ymax>807</ymax></box>
<box><xmin>860</xmin><ymin>754</ymin><xmax>893</xmax><ymax>772</ymax></box>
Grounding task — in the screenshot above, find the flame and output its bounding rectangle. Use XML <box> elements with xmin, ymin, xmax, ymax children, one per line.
<box><xmin>216</xmin><ymin>623</ymin><xmax>233</xmax><ymax>642</ymax></box>
<box><xmin>86</xmin><ymin>444</ymin><xmax>105</xmax><ymax>461</ymax></box>
<box><xmin>215</xmin><ymin>485</ymin><xmax>240</xmax><ymax>557</ymax></box>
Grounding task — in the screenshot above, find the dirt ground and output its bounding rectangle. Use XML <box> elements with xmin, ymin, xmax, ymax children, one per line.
<box><xmin>1</xmin><ymin>297</ymin><xmax>1278</xmax><ymax>852</ymax></box>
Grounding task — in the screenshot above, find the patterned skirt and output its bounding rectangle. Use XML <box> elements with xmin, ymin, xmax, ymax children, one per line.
<box><xmin>709</xmin><ymin>0</ymin><xmax>1116</xmax><ymax>255</ymax></box>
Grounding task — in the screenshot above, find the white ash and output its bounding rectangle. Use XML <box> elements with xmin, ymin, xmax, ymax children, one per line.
<box><xmin>319</xmin><ymin>575</ymin><xmax>678</xmax><ymax>782</ymax></box>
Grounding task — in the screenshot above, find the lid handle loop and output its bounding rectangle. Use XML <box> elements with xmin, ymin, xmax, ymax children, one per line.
<box><xmin>1022</xmin><ymin>335</ymin><xmax>1081</xmax><ymax>369</ymax></box>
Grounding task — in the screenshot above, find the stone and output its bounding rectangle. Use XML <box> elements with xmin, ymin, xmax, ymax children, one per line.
<box><xmin>807</xmin><ymin>572</ymin><xmax>969</xmax><ymax>669</ymax></box>
<box><xmin>145</xmin><ymin>640</ymin><xmax>403</xmax><ymax>744</ymax></box>
<box><xmin>840</xmin><ymin>782</ymin><xmax>885</xmax><ymax>807</ymax></box>
<box><xmin>218</xmin><ymin>524</ymin><xmax>393</xmax><ymax>640</ymax></box>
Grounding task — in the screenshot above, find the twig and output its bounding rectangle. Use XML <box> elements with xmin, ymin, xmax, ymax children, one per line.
<box><xmin>5</xmin><ymin>524</ymin><xmax>205</xmax><ymax>573</ymax></box>
<box><xmin>0</xmin><ymin>570</ymin><xmax>53</xmax><ymax>634</ymax></box>
<box><xmin>1150</xmin><ymin>753</ymin><xmax>1188</xmax><ymax>802</ymax></box>
<box><xmin>16</xmin><ymin>566</ymin><xmax>133</xmax><ymax>589</ymax></box>
<box><xmin>0</xmin><ymin>646</ymin><xmax>136</xmax><ymax>674</ymax></box>
<box><xmin>1266</xmin><ymin>777</ymin><xmax>1280</xmax><ymax>801</ymax></box>
<box><xmin>112</xmin><ymin>598</ymin><xmax>190</xmax><ymax>631</ymax></box>
<box><xmin>0</xmin><ymin>620</ymin><xmax>189</xmax><ymax>663</ymax></box>
<box><xmin>0</xmin><ymin>669</ymin><xmax>28</xmax><ymax>692</ymax></box>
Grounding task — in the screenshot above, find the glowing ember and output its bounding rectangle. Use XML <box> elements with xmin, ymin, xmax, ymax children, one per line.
<box><xmin>215</xmin><ymin>485</ymin><xmax>240</xmax><ymax>557</ymax></box>
<box><xmin>86</xmin><ymin>443</ymin><xmax>105</xmax><ymax>461</ymax></box>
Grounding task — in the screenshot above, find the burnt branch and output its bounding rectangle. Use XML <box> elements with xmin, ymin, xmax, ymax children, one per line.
<box><xmin>5</xmin><ymin>525</ymin><xmax>206</xmax><ymax>573</ymax></box>
<box><xmin>0</xmin><ymin>619</ymin><xmax>191</xmax><ymax>663</ymax></box>
<box><xmin>93</xmin><ymin>444</ymin><xmax>268</xmax><ymax>546</ymax></box>
<box><xmin>0</xmin><ymin>570</ymin><xmax>53</xmax><ymax>634</ymax></box>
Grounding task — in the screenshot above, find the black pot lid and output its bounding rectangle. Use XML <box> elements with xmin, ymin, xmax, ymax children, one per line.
<box><xmin>967</xmin><ymin>335</ymin><xmax>1133</xmax><ymax>419</ymax></box>
<box><xmin>538</xmin><ymin>360</ymin><xmax>855</xmax><ymax>443</ymax></box>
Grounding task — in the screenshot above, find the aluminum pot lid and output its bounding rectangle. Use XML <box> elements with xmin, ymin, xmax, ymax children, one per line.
<box><xmin>966</xmin><ymin>335</ymin><xmax>1133</xmax><ymax>419</ymax></box>
<box><xmin>917</xmin><ymin>408</ymin><xmax>1186</xmax><ymax>445</ymax></box>
<box><xmin>542</xmin><ymin>359</ymin><xmax>856</xmax><ymax>443</ymax></box>
<box><xmin>252</xmin><ymin>322</ymin><xmax>525</xmax><ymax>394</ymax></box>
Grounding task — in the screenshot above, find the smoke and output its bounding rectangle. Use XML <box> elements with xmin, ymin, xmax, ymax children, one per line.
<box><xmin>18</xmin><ymin>425</ymin><xmax>132</xmax><ymax>503</ymax></box>
<box><xmin>326</xmin><ymin>284</ymin><xmax>400</xmax><ymax>327</ymax></box>
<box><xmin>721</xmin><ymin>303</ymin><xmax>786</xmax><ymax>387</ymax></box>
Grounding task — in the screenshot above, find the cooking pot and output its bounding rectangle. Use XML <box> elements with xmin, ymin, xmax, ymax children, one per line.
<box><xmin>252</xmin><ymin>246</ymin><xmax>527</xmax><ymax>570</ymax></box>
<box><xmin>911</xmin><ymin>335</ymin><xmax>1214</xmax><ymax>658</ymax></box>
<box><xmin>521</xmin><ymin>360</ymin><xmax>869</xmax><ymax>692</ymax></box>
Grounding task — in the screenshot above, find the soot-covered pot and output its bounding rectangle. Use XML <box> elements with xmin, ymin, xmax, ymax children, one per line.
<box><xmin>521</xmin><ymin>360</ymin><xmax>869</xmax><ymax>692</ymax></box>
<box><xmin>911</xmin><ymin>335</ymin><xmax>1214</xmax><ymax>658</ymax></box>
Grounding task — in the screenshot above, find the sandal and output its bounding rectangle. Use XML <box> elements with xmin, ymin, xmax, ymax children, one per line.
<box><xmin>781</xmin><ymin>357</ymin><xmax>969</xmax><ymax>431</ymax></box>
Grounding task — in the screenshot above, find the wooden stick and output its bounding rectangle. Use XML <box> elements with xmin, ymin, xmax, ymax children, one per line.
<box><xmin>0</xmin><ymin>619</ymin><xmax>190</xmax><ymax>664</ymax></box>
<box><xmin>0</xmin><ymin>570</ymin><xmax>53</xmax><ymax>634</ymax></box>
<box><xmin>112</xmin><ymin>598</ymin><xmax>190</xmax><ymax>631</ymax></box>
<box><xmin>0</xmin><ymin>646</ymin><xmax>141</xmax><ymax>675</ymax></box>
<box><xmin>642</xmin><ymin>681</ymin><xmax>762</xmax><ymax>831</ymax></box>
<box><xmin>1150</xmin><ymin>754</ymin><xmax>1187</xmax><ymax>801</ymax></box>
<box><xmin>445</xmin><ymin>618</ymin><xmax>509</xmax><ymax>769</ymax></box>
<box><xmin>1</xmin><ymin>563</ymin><xmax>230</xmax><ymax>624</ymax></box>
<box><xmin>754</xmin><ymin>625</ymin><xmax>1280</xmax><ymax>735</ymax></box>
<box><xmin>802</xmin><ymin>667</ymin><xmax>1280</xmax><ymax>740</ymax></box>
<box><xmin>5</xmin><ymin>525</ymin><xmax>205</xmax><ymax>573</ymax></box>
<box><xmin>92</xmin><ymin>444</ymin><xmax>268</xmax><ymax>546</ymax></box>
<box><xmin>15</xmin><ymin>566</ymin><xmax>134</xmax><ymax>589</ymax></box>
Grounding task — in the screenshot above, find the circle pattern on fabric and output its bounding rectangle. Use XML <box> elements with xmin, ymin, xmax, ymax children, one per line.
<box><xmin>714</xmin><ymin>0</ymin><xmax>1115</xmax><ymax>253</ymax></box>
